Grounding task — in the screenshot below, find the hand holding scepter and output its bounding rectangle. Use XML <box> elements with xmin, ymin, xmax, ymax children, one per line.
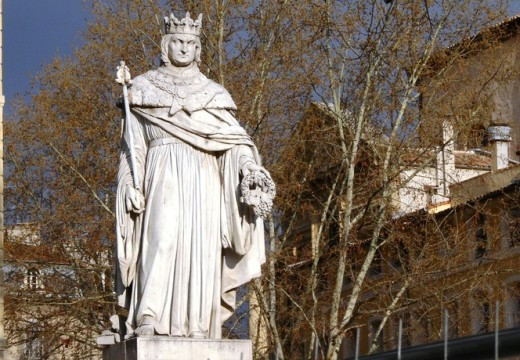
<box><xmin>116</xmin><ymin>61</ymin><xmax>144</xmax><ymax>213</ymax></box>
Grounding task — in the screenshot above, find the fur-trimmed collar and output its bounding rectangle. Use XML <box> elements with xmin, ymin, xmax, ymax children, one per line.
<box><xmin>125</xmin><ymin>66</ymin><xmax>237</xmax><ymax>115</ymax></box>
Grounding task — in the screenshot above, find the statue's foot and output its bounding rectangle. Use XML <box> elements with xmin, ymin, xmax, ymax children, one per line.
<box><xmin>135</xmin><ymin>324</ymin><xmax>155</xmax><ymax>337</ymax></box>
<box><xmin>189</xmin><ymin>331</ymin><xmax>206</xmax><ymax>339</ymax></box>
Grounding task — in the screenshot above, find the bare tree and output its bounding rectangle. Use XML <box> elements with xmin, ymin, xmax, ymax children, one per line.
<box><xmin>269</xmin><ymin>1</ymin><xmax>512</xmax><ymax>359</ymax></box>
<box><xmin>4</xmin><ymin>0</ymin><xmax>515</xmax><ymax>359</ymax></box>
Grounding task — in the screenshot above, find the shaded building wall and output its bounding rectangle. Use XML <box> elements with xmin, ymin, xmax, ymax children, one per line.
<box><xmin>419</xmin><ymin>33</ymin><xmax>520</xmax><ymax>161</ymax></box>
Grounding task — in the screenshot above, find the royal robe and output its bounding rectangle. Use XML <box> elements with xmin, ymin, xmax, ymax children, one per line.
<box><xmin>115</xmin><ymin>66</ymin><xmax>265</xmax><ymax>338</ymax></box>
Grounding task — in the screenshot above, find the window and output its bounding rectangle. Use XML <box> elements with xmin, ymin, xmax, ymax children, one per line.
<box><xmin>327</xmin><ymin>210</ymin><xmax>343</xmax><ymax>248</ymax></box>
<box><xmin>479</xmin><ymin>302</ymin><xmax>491</xmax><ymax>333</ymax></box>
<box><xmin>471</xmin><ymin>291</ymin><xmax>491</xmax><ymax>334</ymax></box>
<box><xmin>475</xmin><ymin>212</ymin><xmax>487</xmax><ymax>258</ymax></box>
<box><xmin>508</xmin><ymin>206</ymin><xmax>520</xmax><ymax>247</ymax></box>
<box><xmin>410</xmin><ymin>311</ymin><xmax>431</xmax><ymax>345</ymax></box>
<box><xmin>369</xmin><ymin>318</ymin><xmax>384</xmax><ymax>353</ymax></box>
<box><xmin>23</xmin><ymin>322</ymin><xmax>43</xmax><ymax>360</ymax></box>
<box><xmin>370</xmin><ymin>249</ymin><xmax>383</xmax><ymax>276</ymax></box>
<box><xmin>390</xmin><ymin>241</ymin><xmax>409</xmax><ymax>271</ymax></box>
<box><xmin>393</xmin><ymin>314</ymin><xmax>412</xmax><ymax>349</ymax></box>
<box><xmin>339</xmin><ymin>330</ymin><xmax>356</xmax><ymax>358</ymax></box>
<box><xmin>364</xmin><ymin>241</ymin><xmax>383</xmax><ymax>276</ymax></box>
<box><xmin>97</xmin><ymin>271</ymin><xmax>107</xmax><ymax>292</ymax></box>
<box><xmin>444</xmin><ymin>301</ymin><xmax>460</xmax><ymax>339</ymax></box>
<box><xmin>24</xmin><ymin>337</ymin><xmax>43</xmax><ymax>360</ymax></box>
<box><xmin>506</xmin><ymin>281</ymin><xmax>520</xmax><ymax>327</ymax></box>
<box><xmin>25</xmin><ymin>268</ymin><xmax>42</xmax><ymax>290</ymax></box>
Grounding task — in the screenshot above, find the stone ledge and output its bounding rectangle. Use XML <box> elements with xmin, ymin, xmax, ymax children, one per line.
<box><xmin>103</xmin><ymin>337</ymin><xmax>252</xmax><ymax>360</ymax></box>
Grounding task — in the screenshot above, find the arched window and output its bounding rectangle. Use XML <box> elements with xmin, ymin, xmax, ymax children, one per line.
<box><xmin>339</xmin><ymin>329</ymin><xmax>357</xmax><ymax>358</ymax></box>
<box><xmin>23</xmin><ymin>320</ymin><xmax>43</xmax><ymax>360</ymax></box>
<box><xmin>26</xmin><ymin>268</ymin><xmax>41</xmax><ymax>290</ymax></box>
<box><xmin>470</xmin><ymin>290</ymin><xmax>492</xmax><ymax>334</ymax></box>
<box><xmin>444</xmin><ymin>299</ymin><xmax>460</xmax><ymax>339</ymax></box>
<box><xmin>505</xmin><ymin>277</ymin><xmax>520</xmax><ymax>328</ymax></box>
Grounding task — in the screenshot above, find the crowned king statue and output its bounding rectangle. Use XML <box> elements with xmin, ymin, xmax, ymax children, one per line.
<box><xmin>114</xmin><ymin>12</ymin><xmax>274</xmax><ymax>339</ymax></box>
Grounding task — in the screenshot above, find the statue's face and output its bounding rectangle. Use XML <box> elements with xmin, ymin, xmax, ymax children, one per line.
<box><xmin>168</xmin><ymin>33</ymin><xmax>198</xmax><ymax>67</ymax></box>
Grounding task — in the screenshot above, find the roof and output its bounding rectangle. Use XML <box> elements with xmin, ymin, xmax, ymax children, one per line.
<box><xmin>424</xmin><ymin>164</ymin><xmax>520</xmax><ymax>214</ymax></box>
<box><xmin>478</xmin><ymin>13</ymin><xmax>520</xmax><ymax>41</ymax></box>
<box><xmin>455</xmin><ymin>151</ymin><xmax>491</xmax><ymax>169</ymax></box>
<box><xmin>4</xmin><ymin>223</ymin><xmax>68</xmax><ymax>265</ymax></box>
<box><xmin>408</xmin><ymin>165</ymin><xmax>520</xmax><ymax>215</ymax></box>
<box><xmin>310</xmin><ymin>102</ymin><xmax>387</xmax><ymax>143</ymax></box>
<box><xmin>426</xmin><ymin>13</ymin><xmax>520</xmax><ymax>71</ymax></box>
<box><xmin>4</xmin><ymin>241</ymin><xmax>68</xmax><ymax>265</ymax></box>
<box><xmin>401</xmin><ymin>148</ymin><xmax>491</xmax><ymax>170</ymax></box>
<box><xmin>449</xmin><ymin>163</ymin><xmax>520</xmax><ymax>207</ymax></box>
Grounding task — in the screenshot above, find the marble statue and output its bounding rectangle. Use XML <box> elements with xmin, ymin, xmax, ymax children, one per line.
<box><xmin>114</xmin><ymin>12</ymin><xmax>274</xmax><ymax>339</ymax></box>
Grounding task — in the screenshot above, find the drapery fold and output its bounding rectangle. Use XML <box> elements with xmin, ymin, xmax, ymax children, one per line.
<box><xmin>115</xmin><ymin>106</ymin><xmax>265</xmax><ymax>338</ymax></box>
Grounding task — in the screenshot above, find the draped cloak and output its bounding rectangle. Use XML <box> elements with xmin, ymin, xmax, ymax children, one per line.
<box><xmin>115</xmin><ymin>66</ymin><xmax>266</xmax><ymax>338</ymax></box>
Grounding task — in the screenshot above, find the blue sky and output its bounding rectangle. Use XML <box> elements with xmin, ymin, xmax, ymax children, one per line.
<box><xmin>4</xmin><ymin>0</ymin><xmax>88</xmax><ymax>106</ymax></box>
<box><xmin>511</xmin><ymin>2</ymin><xmax>520</xmax><ymax>16</ymax></box>
<box><xmin>3</xmin><ymin>1</ymin><xmax>520</xmax><ymax>112</ymax></box>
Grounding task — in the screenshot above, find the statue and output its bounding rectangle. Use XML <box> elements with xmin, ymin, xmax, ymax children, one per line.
<box><xmin>114</xmin><ymin>12</ymin><xmax>274</xmax><ymax>339</ymax></box>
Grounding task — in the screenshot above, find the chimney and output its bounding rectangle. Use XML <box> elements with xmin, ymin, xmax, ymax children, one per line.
<box><xmin>488</xmin><ymin>125</ymin><xmax>511</xmax><ymax>171</ymax></box>
<box><xmin>436</xmin><ymin>120</ymin><xmax>455</xmax><ymax>197</ymax></box>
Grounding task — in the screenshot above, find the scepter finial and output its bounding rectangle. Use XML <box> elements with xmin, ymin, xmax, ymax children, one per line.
<box><xmin>116</xmin><ymin>61</ymin><xmax>132</xmax><ymax>85</ymax></box>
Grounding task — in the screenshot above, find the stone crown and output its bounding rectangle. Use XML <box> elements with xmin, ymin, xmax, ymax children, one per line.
<box><xmin>164</xmin><ymin>12</ymin><xmax>202</xmax><ymax>36</ymax></box>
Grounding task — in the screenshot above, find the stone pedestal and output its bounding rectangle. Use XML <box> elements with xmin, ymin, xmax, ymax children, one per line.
<box><xmin>102</xmin><ymin>337</ymin><xmax>252</xmax><ymax>360</ymax></box>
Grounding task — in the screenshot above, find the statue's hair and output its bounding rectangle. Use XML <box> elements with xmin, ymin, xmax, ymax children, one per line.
<box><xmin>160</xmin><ymin>34</ymin><xmax>201</xmax><ymax>65</ymax></box>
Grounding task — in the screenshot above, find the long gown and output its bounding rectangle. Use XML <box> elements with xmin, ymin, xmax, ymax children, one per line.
<box><xmin>115</xmin><ymin>66</ymin><xmax>265</xmax><ymax>339</ymax></box>
<box><xmin>134</xmin><ymin>123</ymin><xmax>222</xmax><ymax>337</ymax></box>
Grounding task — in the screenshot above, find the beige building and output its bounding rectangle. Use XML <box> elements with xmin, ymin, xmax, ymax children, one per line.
<box><xmin>3</xmin><ymin>223</ymin><xmax>102</xmax><ymax>360</ymax></box>
<box><xmin>276</xmin><ymin>14</ymin><xmax>520</xmax><ymax>359</ymax></box>
<box><xmin>342</xmin><ymin>14</ymin><xmax>520</xmax><ymax>358</ymax></box>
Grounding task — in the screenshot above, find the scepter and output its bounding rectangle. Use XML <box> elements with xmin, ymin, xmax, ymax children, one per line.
<box><xmin>116</xmin><ymin>61</ymin><xmax>140</xmax><ymax>191</ymax></box>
